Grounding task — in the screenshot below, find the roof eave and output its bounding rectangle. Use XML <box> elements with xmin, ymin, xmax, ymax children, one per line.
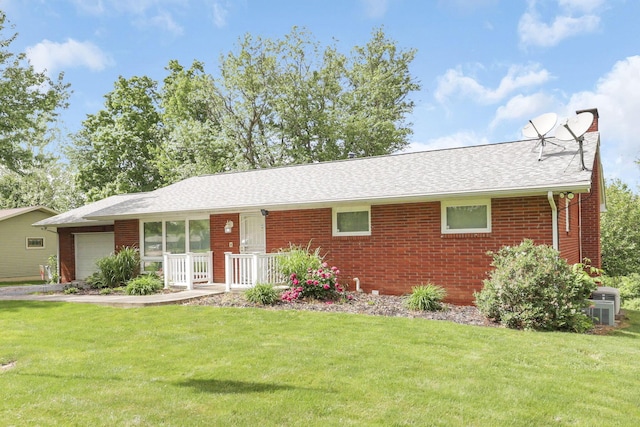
<box><xmin>33</xmin><ymin>220</ymin><xmax>115</xmax><ymax>229</ymax></box>
<box><xmin>82</xmin><ymin>181</ymin><xmax>593</xmax><ymax>220</ymax></box>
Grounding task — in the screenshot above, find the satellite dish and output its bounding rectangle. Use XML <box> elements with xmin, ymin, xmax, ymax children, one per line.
<box><xmin>522</xmin><ymin>112</ymin><xmax>560</xmax><ymax>161</ymax></box>
<box><xmin>554</xmin><ymin>111</ymin><xmax>594</xmax><ymax>170</ymax></box>
<box><xmin>522</xmin><ymin>112</ymin><xmax>557</xmax><ymax>139</ymax></box>
<box><xmin>554</xmin><ymin>111</ymin><xmax>594</xmax><ymax>141</ymax></box>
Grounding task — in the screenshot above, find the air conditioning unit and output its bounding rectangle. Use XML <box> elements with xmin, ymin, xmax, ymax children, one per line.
<box><xmin>585</xmin><ymin>300</ymin><xmax>615</xmax><ymax>326</ymax></box>
<box><xmin>591</xmin><ymin>286</ymin><xmax>620</xmax><ymax>314</ymax></box>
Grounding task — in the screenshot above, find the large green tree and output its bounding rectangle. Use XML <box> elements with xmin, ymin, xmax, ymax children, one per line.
<box><xmin>601</xmin><ymin>179</ymin><xmax>640</xmax><ymax>276</ymax></box>
<box><xmin>0</xmin><ymin>155</ymin><xmax>82</xmax><ymax>211</ymax></box>
<box><xmin>68</xmin><ymin>76</ymin><xmax>165</xmax><ymax>201</ymax></box>
<box><xmin>68</xmin><ymin>27</ymin><xmax>420</xmax><ymax>197</ymax></box>
<box><xmin>0</xmin><ymin>11</ymin><xmax>69</xmax><ymax>173</ymax></box>
<box><xmin>158</xmin><ymin>60</ymin><xmax>232</xmax><ymax>182</ymax></box>
<box><xmin>210</xmin><ymin>27</ymin><xmax>419</xmax><ymax>168</ymax></box>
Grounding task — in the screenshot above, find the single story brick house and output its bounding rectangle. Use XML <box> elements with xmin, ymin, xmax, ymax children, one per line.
<box><xmin>1</xmin><ymin>206</ymin><xmax>58</xmax><ymax>281</ymax></box>
<box><xmin>35</xmin><ymin>109</ymin><xmax>605</xmax><ymax>304</ymax></box>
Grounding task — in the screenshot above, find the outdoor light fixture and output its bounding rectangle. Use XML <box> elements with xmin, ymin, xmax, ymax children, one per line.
<box><xmin>559</xmin><ymin>192</ymin><xmax>575</xmax><ymax>200</ymax></box>
<box><xmin>224</xmin><ymin>220</ymin><xmax>234</xmax><ymax>234</ymax></box>
<box><xmin>261</xmin><ymin>209</ymin><xmax>269</xmax><ymax>217</ymax></box>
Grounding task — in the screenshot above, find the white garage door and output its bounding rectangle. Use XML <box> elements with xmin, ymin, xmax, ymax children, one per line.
<box><xmin>75</xmin><ymin>232</ymin><xmax>115</xmax><ymax>280</ymax></box>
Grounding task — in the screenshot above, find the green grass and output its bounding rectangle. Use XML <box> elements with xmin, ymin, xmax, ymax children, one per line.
<box><xmin>0</xmin><ymin>280</ymin><xmax>47</xmax><ymax>287</ymax></box>
<box><xmin>1</xmin><ymin>302</ymin><xmax>639</xmax><ymax>426</ymax></box>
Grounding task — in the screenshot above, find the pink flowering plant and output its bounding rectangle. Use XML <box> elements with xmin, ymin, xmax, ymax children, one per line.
<box><xmin>281</xmin><ymin>262</ymin><xmax>351</xmax><ymax>302</ymax></box>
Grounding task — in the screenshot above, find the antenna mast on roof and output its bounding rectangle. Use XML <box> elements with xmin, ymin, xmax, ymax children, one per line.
<box><xmin>554</xmin><ymin>111</ymin><xmax>593</xmax><ymax>171</ymax></box>
<box><xmin>522</xmin><ymin>112</ymin><xmax>560</xmax><ymax>161</ymax></box>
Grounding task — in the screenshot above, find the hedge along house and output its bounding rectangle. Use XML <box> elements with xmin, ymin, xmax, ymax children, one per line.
<box><xmin>0</xmin><ymin>206</ymin><xmax>58</xmax><ymax>281</ymax></box>
<box><xmin>36</xmin><ymin>109</ymin><xmax>605</xmax><ymax>304</ymax></box>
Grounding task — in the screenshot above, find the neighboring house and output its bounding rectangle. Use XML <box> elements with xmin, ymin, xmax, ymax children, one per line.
<box><xmin>0</xmin><ymin>206</ymin><xmax>58</xmax><ymax>281</ymax></box>
<box><xmin>35</xmin><ymin>109</ymin><xmax>605</xmax><ymax>304</ymax></box>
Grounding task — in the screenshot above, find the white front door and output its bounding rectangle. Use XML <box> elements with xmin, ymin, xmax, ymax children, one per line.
<box><xmin>240</xmin><ymin>213</ymin><xmax>266</xmax><ymax>254</ymax></box>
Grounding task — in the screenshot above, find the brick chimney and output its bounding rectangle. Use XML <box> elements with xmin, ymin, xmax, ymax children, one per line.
<box><xmin>576</xmin><ymin>108</ymin><xmax>599</xmax><ymax>132</ymax></box>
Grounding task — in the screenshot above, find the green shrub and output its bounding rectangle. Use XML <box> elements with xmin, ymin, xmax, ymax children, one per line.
<box><xmin>623</xmin><ymin>298</ymin><xmax>640</xmax><ymax>311</ymax></box>
<box><xmin>93</xmin><ymin>247</ymin><xmax>141</xmax><ymax>288</ymax></box>
<box><xmin>617</xmin><ymin>274</ymin><xmax>640</xmax><ymax>301</ymax></box>
<box><xmin>276</xmin><ymin>242</ymin><xmax>323</xmax><ymax>282</ymax></box>
<box><xmin>474</xmin><ymin>239</ymin><xmax>598</xmax><ymax>332</ymax></box>
<box><xmin>405</xmin><ymin>284</ymin><xmax>447</xmax><ymax>311</ymax></box>
<box><xmin>125</xmin><ymin>274</ymin><xmax>163</xmax><ymax>296</ymax></box>
<box><xmin>245</xmin><ymin>283</ymin><xmax>280</xmax><ymax>305</ymax></box>
<box><xmin>281</xmin><ymin>263</ymin><xmax>349</xmax><ymax>302</ymax></box>
<box><xmin>64</xmin><ymin>287</ymin><xmax>79</xmax><ymax>294</ymax></box>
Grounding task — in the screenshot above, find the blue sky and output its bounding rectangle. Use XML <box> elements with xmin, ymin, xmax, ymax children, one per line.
<box><xmin>2</xmin><ymin>0</ymin><xmax>639</xmax><ymax>188</ymax></box>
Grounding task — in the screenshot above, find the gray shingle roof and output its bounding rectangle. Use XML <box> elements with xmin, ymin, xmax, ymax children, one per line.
<box><xmin>38</xmin><ymin>133</ymin><xmax>600</xmax><ymax>226</ymax></box>
<box><xmin>0</xmin><ymin>206</ymin><xmax>57</xmax><ymax>222</ymax></box>
<box><xmin>34</xmin><ymin>193</ymin><xmax>147</xmax><ymax>227</ymax></box>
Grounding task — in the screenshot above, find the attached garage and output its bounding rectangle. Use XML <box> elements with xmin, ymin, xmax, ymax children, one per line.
<box><xmin>74</xmin><ymin>232</ymin><xmax>115</xmax><ymax>280</ymax></box>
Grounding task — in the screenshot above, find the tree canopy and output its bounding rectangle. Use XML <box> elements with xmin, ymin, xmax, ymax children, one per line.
<box><xmin>68</xmin><ymin>27</ymin><xmax>420</xmax><ymax>198</ymax></box>
<box><xmin>601</xmin><ymin>179</ymin><xmax>640</xmax><ymax>276</ymax></box>
<box><xmin>68</xmin><ymin>76</ymin><xmax>165</xmax><ymax>201</ymax></box>
<box><xmin>0</xmin><ymin>11</ymin><xmax>69</xmax><ymax>173</ymax></box>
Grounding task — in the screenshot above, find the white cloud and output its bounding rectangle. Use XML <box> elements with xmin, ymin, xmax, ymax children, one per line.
<box><xmin>435</xmin><ymin>64</ymin><xmax>551</xmax><ymax>104</ymax></box>
<box><xmin>71</xmin><ymin>0</ymin><xmax>106</xmax><ymax>15</ymax></box>
<box><xmin>558</xmin><ymin>0</ymin><xmax>604</xmax><ymax>14</ymax></box>
<box><xmin>563</xmin><ymin>56</ymin><xmax>640</xmax><ymax>186</ymax></box>
<box><xmin>212</xmin><ymin>1</ymin><xmax>229</xmax><ymax>28</ymax></box>
<box><xmin>72</xmin><ymin>0</ymin><xmax>187</xmax><ymax>35</ymax></box>
<box><xmin>360</xmin><ymin>0</ymin><xmax>389</xmax><ymax>19</ymax></box>
<box><xmin>144</xmin><ymin>10</ymin><xmax>184</xmax><ymax>35</ymax></box>
<box><xmin>25</xmin><ymin>39</ymin><xmax>114</xmax><ymax>75</ymax></box>
<box><xmin>518</xmin><ymin>0</ymin><xmax>603</xmax><ymax>48</ymax></box>
<box><xmin>491</xmin><ymin>93</ymin><xmax>557</xmax><ymax>129</ymax></box>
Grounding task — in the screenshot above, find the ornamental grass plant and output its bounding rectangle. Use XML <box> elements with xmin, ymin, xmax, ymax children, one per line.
<box><xmin>404</xmin><ymin>284</ymin><xmax>447</xmax><ymax>311</ymax></box>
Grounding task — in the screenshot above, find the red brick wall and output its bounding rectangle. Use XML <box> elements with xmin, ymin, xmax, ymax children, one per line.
<box><xmin>581</xmin><ymin>153</ymin><xmax>602</xmax><ymax>268</ymax></box>
<box><xmin>558</xmin><ymin>195</ymin><xmax>581</xmax><ymax>265</ymax></box>
<box><xmin>208</xmin><ymin>196</ymin><xmax>555</xmax><ymax>305</ymax></box>
<box><xmin>114</xmin><ymin>220</ymin><xmax>139</xmax><ymax>250</ymax></box>
<box><xmin>57</xmin><ymin>225</ymin><xmax>114</xmax><ymax>283</ymax></box>
<box><xmin>211</xmin><ymin>214</ymin><xmax>240</xmax><ymax>282</ymax></box>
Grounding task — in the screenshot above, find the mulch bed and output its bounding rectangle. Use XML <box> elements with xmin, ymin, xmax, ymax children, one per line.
<box><xmin>184</xmin><ymin>291</ymin><xmax>499</xmax><ymax>327</ymax></box>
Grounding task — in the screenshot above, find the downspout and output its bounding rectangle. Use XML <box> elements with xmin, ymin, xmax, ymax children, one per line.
<box><xmin>547</xmin><ymin>191</ymin><xmax>558</xmax><ymax>250</ymax></box>
<box><xmin>578</xmin><ymin>194</ymin><xmax>583</xmax><ymax>261</ymax></box>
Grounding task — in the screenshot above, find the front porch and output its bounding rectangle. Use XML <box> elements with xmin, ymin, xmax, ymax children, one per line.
<box><xmin>162</xmin><ymin>251</ymin><xmax>285</xmax><ymax>291</ymax></box>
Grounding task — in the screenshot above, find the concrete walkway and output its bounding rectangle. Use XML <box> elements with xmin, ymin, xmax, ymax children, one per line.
<box><xmin>0</xmin><ymin>284</ymin><xmax>226</xmax><ymax>308</ymax></box>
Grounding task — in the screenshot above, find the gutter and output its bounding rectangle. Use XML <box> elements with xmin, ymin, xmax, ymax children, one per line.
<box><xmin>547</xmin><ymin>191</ymin><xmax>558</xmax><ymax>250</ymax></box>
<box><xmin>85</xmin><ymin>184</ymin><xmax>594</xmax><ymax>222</ymax></box>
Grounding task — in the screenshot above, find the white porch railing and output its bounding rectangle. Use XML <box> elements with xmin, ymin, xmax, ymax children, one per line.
<box><xmin>163</xmin><ymin>251</ymin><xmax>213</xmax><ymax>290</ymax></box>
<box><xmin>224</xmin><ymin>252</ymin><xmax>285</xmax><ymax>291</ymax></box>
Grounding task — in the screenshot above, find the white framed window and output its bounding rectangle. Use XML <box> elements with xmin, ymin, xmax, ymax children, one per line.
<box><xmin>26</xmin><ymin>237</ymin><xmax>45</xmax><ymax>249</ymax></box>
<box><xmin>140</xmin><ymin>217</ymin><xmax>210</xmax><ymax>272</ymax></box>
<box><xmin>441</xmin><ymin>199</ymin><xmax>491</xmax><ymax>234</ymax></box>
<box><xmin>333</xmin><ymin>206</ymin><xmax>371</xmax><ymax>236</ymax></box>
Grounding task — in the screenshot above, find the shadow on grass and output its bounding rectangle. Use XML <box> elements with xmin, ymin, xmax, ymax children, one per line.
<box><xmin>0</xmin><ymin>301</ymin><xmax>63</xmax><ymax>312</ymax></box>
<box><xmin>175</xmin><ymin>378</ymin><xmax>302</xmax><ymax>394</ymax></box>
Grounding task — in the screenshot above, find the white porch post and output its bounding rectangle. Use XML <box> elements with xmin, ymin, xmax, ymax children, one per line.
<box><xmin>207</xmin><ymin>250</ymin><xmax>213</xmax><ymax>284</ymax></box>
<box><xmin>186</xmin><ymin>252</ymin><xmax>194</xmax><ymax>290</ymax></box>
<box><xmin>251</xmin><ymin>253</ymin><xmax>259</xmax><ymax>287</ymax></box>
<box><xmin>224</xmin><ymin>252</ymin><xmax>232</xmax><ymax>292</ymax></box>
<box><xmin>163</xmin><ymin>252</ymin><xmax>169</xmax><ymax>289</ymax></box>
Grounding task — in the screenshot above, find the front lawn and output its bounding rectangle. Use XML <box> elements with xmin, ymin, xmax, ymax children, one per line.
<box><xmin>1</xmin><ymin>301</ymin><xmax>639</xmax><ymax>426</ymax></box>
